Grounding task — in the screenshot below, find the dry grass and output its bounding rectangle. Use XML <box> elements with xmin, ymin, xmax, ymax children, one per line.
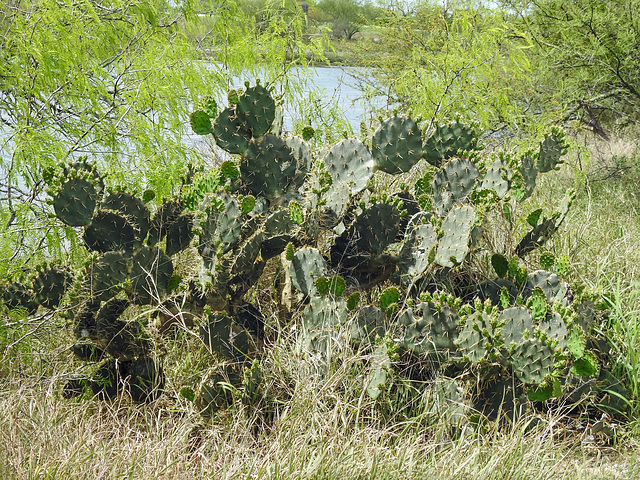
<box><xmin>1</xmin><ymin>367</ymin><xmax>640</xmax><ymax>480</ymax></box>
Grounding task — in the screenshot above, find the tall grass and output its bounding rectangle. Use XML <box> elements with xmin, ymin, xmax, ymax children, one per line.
<box><xmin>1</xmin><ymin>360</ymin><xmax>639</xmax><ymax>479</ymax></box>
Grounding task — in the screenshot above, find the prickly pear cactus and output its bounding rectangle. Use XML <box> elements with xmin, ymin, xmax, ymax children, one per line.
<box><xmin>3</xmin><ymin>84</ymin><xmax>626</xmax><ymax>424</ymax></box>
<box><xmin>372</xmin><ymin>115</ymin><xmax>422</xmax><ymax>174</ymax></box>
<box><xmin>423</xmin><ymin>122</ymin><xmax>478</xmax><ymax>167</ymax></box>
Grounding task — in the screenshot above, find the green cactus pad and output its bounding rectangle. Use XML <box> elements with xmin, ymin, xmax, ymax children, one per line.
<box><xmin>73</xmin><ymin>299</ymin><xmax>101</xmax><ymax>340</ymax></box>
<box><xmin>95</xmin><ymin>298</ymin><xmax>152</xmax><ymax>360</ymax></box>
<box><xmin>366</xmin><ymin>342</ymin><xmax>391</xmax><ymax>399</ymax></box>
<box><xmin>240</xmin><ymin>195</ymin><xmax>256</xmax><ymax>215</ymax></box>
<box><xmin>71</xmin><ymin>341</ymin><xmax>105</xmax><ymax>362</ymax></box>
<box><xmin>475</xmin><ymin>279</ymin><xmax>518</xmax><ymax>307</ymax></box>
<box><xmin>165</xmin><ymin>213</ymin><xmax>195</xmax><ymax>257</ymax></box>
<box><xmin>127</xmin><ymin>246</ymin><xmax>174</xmax><ymax>305</ymax></box>
<box><xmin>519</xmin><ymin>155</ymin><xmax>538</xmax><ymax>200</ymax></box>
<box><xmin>457</xmin><ymin>311</ymin><xmax>494</xmax><ymax>363</ymax></box>
<box><xmin>200</xmin><ymin>313</ymin><xmax>252</xmax><ymax>361</ymax></box>
<box><xmin>101</xmin><ymin>192</ymin><xmax>151</xmax><ymax>243</ymax></box>
<box><xmin>83</xmin><ymin>209</ymin><xmax>138</xmax><ymax>253</ymax></box>
<box><xmin>122</xmin><ymin>357</ymin><xmax>165</xmax><ymax>402</ymax></box>
<box><xmin>190</xmin><ymin>110</ymin><xmax>214</xmax><ymax>135</ymax></box>
<box><xmin>515</xmin><ymin>218</ymin><xmax>557</xmax><ymax>257</ymax></box>
<box><xmin>432</xmin><ymin>158</ymin><xmax>480</xmax><ymax>215</ymax></box>
<box><xmin>398</xmin><ymin>307</ymin><xmax>430</xmax><ymax>354</ymax></box>
<box><xmin>300</xmin><ymin>296</ymin><xmax>348</xmax><ymax>356</ymax></box>
<box><xmin>537</xmin><ymin>133</ymin><xmax>566</xmax><ymax>173</ymax></box>
<box><xmin>524</xmin><ymin>270</ymin><xmax>568</xmax><ymax>303</ymax></box>
<box><xmin>571</xmin><ymin>352</ymin><xmax>599</xmax><ymax>378</ymax></box>
<box><xmin>379</xmin><ymin>286</ymin><xmax>400</xmax><ymax>312</ymax></box>
<box><xmin>511</xmin><ymin>338</ymin><xmax>556</xmax><ymax>385</ymax></box>
<box><xmin>2</xmin><ymin>282</ymin><xmax>39</xmax><ymax>314</ymax></box>
<box><xmin>540</xmin><ymin>311</ymin><xmax>569</xmax><ymax>349</ymax></box>
<box><xmin>323</xmin><ymin>137</ymin><xmax>375</xmax><ymax>216</ymax></box>
<box><xmin>231</xmin><ymin>230</ymin><xmax>265</xmax><ymax>277</ymax></box>
<box><xmin>499</xmin><ymin>306</ymin><xmax>534</xmax><ymax>347</ymax></box>
<box><xmin>435</xmin><ymin>204</ymin><xmax>475</xmax><ymax>267</ymax></box>
<box><xmin>33</xmin><ymin>267</ymin><xmax>74</xmax><ymax>309</ymax></box>
<box><xmin>289</xmin><ymin>246</ymin><xmax>327</xmax><ymax>296</ymax></box>
<box><xmin>83</xmin><ymin>251</ymin><xmax>131</xmax><ymax>302</ymax></box>
<box><xmin>481</xmin><ymin>158</ymin><xmax>512</xmax><ymax>198</ymax></box>
<box><xmin>240</xmin><ymin>134</ymin><xmax>296</xmax><ymax>200</ymax></box>
<box><xmin>352</xmin><ymin>203</ymin><xmax>402</xmax><ymax>255</ymax></box>
<box><xmin>597</xmin><ymin>370</ymin><xmax>629</xmax><ymax>415</ymax></box>
<box><xmin>423</xmin><ymin>301</ymin><xmax>460</xmax><ymax>352</ymax></box>
<box><xmin>264</xmin><ymin>210</ymin><xmax>295</xmax><ymax>237</ymax></box>
<box><xmin>372</xmin><ymin>115</ymin><xmax>423</xmax><ymax>174</ymax></box>
<box><xmin>196</xmin><ymin>364</ymin><xmax>241</xmax><ymax>416</ymax></box>
<box><xmin>286</xmin><ymin>135</ymin><xmax>313</xmax><ymax>187</ymax></box>
<box><xmin>349</xmin><ymin>305</ymin><xmax>387</xmax><ymax>345</ymax></box>
<box><xmin>53</xmin><ymin>177</ymin><xmax>100</xmax><ymax>227</ymax></box>
<box><xmin>394</xmin><ymin>222</ymin><xmax>438</xmax><ymax>286</ymax></box>
<box><xmin>491</xmin><ymin>253</ymin><xmax>509</xmax><ymax>278</ymax></box>
<box><xmin>90</xmin><ymin>359</ymin><xmax>121</xmax><ymax>400</ymax></box>
<box><xmin>423</xmin><ymin>122</ymin><xmax>478</xmax><ymax>167</ymax></box>
<box><xmin>198</xmin><ymin>193</ymin><xmax>242</xmax><ymax>259</ymax></box>
<box><xmin>147</xmin><ymin>200</ymin><xmax>185</xmax><ymax>247</ymax></box>
<box><xmin>212</xmin><ymin>107</ymin><xmax>251</xmax><ymax>154</ymax></box>
<box><xmin>539</xmin><ymin>252</ymin><xmax>555</xmax><ymax>270</ymax></box>
<box><xmin>236</xmin><ymin>83</ymin><xmax>276</xmax><ymax>138</ymax></box>
<box><xmin>473</xmin><ymin>376</ymin><xmax>526</xmax><ymax>422</ymax></box>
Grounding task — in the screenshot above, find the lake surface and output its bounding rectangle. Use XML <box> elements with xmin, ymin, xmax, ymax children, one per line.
<box><xmin>292</xmin><ymin>66</ymin><xmax>382</xmax><ymax>129</ymax></box>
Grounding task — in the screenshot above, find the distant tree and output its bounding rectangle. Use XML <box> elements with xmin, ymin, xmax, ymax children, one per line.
<box><xmin>316</xmin><ymin>0</ymin><xmax>376</xmax><ymax>39</ymax></box>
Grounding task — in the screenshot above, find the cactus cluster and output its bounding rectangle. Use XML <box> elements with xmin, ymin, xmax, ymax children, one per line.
<box><xmin>2</xmin><ymin>84</ymin><xmax>627</xmax><ymax>425</ymax></box>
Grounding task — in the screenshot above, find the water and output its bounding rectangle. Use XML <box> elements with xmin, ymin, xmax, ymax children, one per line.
<box><xmin>294</xmin><ymin>66</ymin><xmax>382</xmax><ymax>129</ymax></box>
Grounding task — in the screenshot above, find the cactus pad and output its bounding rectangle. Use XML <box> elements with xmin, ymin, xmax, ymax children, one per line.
<box><xmin>511</xmin><ymin>338</ymin><xmax>556</xmax><ymax>385</ymax></box>
<box><xmin>423</xmin><ymin>122</ymin><xmax>478</xmax><ymax>167</ymax></box>
<box><xmin>2</xmin><ymin>282</ymin><xmax>38</xmax><ymax>314</ymax></box>
<box><xmin>481</xmin><ymin>158</ymin><xmax>512</xmax><ymax>198</ymax></box>
<box><xmin>457</xmin><ymin>311</ymin><xmax>493</xmax><ymax>362</ymax></box>
<box><xmin>236</xmin><ymin>83</ymin><xmax>276</xmax><ymax>139</ymax></box>
<box><xmin>240</xmin><ymin>134</ymin><xmax>296</xmax><ymax>200</ymax></box>
<box><xmin>101</xmin><ymin>192</ymin><xmax>150</xmax><ymax>243</ymax></box>
<box><xmin>53</xmin><ymin>178</ymin><xmax>100</xmax><ymax>227</ymax></box>
<box><xmin>499</xmin><ymin>306</ymin><xmax>534</xmax><ymax>347</ymax></box>
<box><xmin>352</xmin><ymin>203</ymin><xmax>402</xmax><ymax>255</ymax></box>
<box><xmin>433</xmin><ymin>158</ymin><xmax>480</xmax><ymax>215</ymax></box>
<box><xmin>372</xmin><ymin>115</ymin><xmax>422</xmax><ymax>174</ymax></box>
<box><xmin>435</xmin><ymin>205</ymin><xmax>475</xmax><ymax>267</ymax></box>
<box><xmin>213</xmin><ymin>107</ymin><xmax>251</xmax><ymax>154</ymax></box>
<box><xmin>190</xmin><ymin>110</ymin><xmax>214</xmax><ymax>135</ymax></box>
<box><xmin>165</xmin><ymin>213</ymin><xmax>194</xmax><ymax>257</ymax></box>
<box><xmin>83</xmin><ymin>209</ymin><xmax>137</xmax><ymax>253</ymax></box>
<box><xmin>349</xmin><ymin>305</ymin><xmax>387</xmax><ymax>345</ymax></box>
<box><xmin>33</xmin><ymin>267</ymin><xmax>74</xmax><ymax>309</ymax></box>
<box><xmin>128</xmin><ymin>246</ymin><xmax>174</xmax><ymax>305</ymax></box>
<box><xmin>83</xmin><ymin>251</ymin><xmax>130</xmax><ymax>301</ymax></box>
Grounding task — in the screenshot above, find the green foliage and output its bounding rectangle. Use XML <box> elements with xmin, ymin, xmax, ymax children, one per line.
<box><xmin>357</xmin><ymin>5</ymin><xmax>538</xmax><ymax>131</ymax></box>
<box><xmin>503</xmin><ymin>0</ymin><xmax>640</xmax><ymax>130</ymax></box>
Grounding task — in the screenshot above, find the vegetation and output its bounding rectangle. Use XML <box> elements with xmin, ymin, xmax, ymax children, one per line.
<box><xmin>2</xmin><ymin>0</ymin><xmax>640</xmax><ymax>478</ymax></box>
